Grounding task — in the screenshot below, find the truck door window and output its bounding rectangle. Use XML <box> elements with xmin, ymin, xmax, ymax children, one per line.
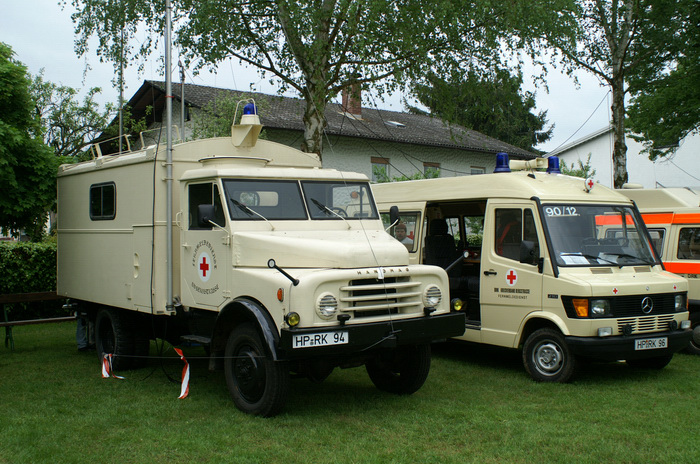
<box><xmin>678</xmin><ymin>227</ymin><xmax>700</xmax><ymax>259</ymax></box>
<box><xmin>495</xmin><ymin>208</ymin><xmax>522</xmax><ymax>260</ymax></box>
<box><xmin>89</xmin><ymin>182</ymin><xmax>116</xmax><ymax>220</ymax></box>
<box><xmin>189</xmin><ymin>183</ymin><xmax>225</xmax><ymax>229</ymax></box>
<box><xmin>382</xmin><ymin>212</ymin><xmax>419</xmax><ymax>251</ymax></box>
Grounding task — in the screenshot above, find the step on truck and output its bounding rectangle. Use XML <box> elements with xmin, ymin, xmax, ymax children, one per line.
<box><xmin>619</xmin><ymin>186</ymin><xmax>700</xmax><ymax>354</ymax></box>
<box><xmin>56</xmin><ymin>102</ymin><xmax>465</xmax><ymax>416</ymax></box>
<box><xmin>372</xmin><ymin>154</ymin><xmax>692</xmax><ymax>382</ymax></box>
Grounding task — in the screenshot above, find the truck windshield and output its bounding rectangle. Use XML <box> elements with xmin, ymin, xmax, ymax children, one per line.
<box><xmin>301</xmin><ymin>181</ymin><xmax>378</xmax><ymax>220</ymax></box>
<box><xmin>542</xmin><ymin>204</ymin><xmax>657</xmax><ymax>267</ymax></box>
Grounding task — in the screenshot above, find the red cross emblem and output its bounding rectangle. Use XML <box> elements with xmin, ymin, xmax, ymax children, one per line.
<box><xmin>506</xmin><ymin>269</ymin><xmax>517</xmax><ymax>286</ymax></box>
<box><xmin>197</xmin><ymin>251</ymin><xmax>212</xmax><ymax>282</ymax></box>
<box><xmin>200</xmin><ymin>257</ymin><xmax>209</xmax><ymax>277</ymax></box>
<box><xmin>613</xmin><ymin>287</ymin><xmax>618</xmax><ymax>294</ymax></box>
<box><xmin>673</xmin><ymin>285</ymin><xmax>677</xmax><ymax>290</ymax></box>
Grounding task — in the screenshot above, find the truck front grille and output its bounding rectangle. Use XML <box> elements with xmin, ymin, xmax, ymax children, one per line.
<box><xmin>339</xmin><ymin>278</ymin><xmax>422</xmax><ymax>317</ymax></box>
<box><xmin>617</xmin><ymin>315</ymin><xmax>675</xmax><ymax>334</ymax></box>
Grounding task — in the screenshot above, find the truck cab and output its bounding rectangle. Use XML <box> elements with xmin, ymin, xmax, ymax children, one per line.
<box><xmin>373</xmin><ymin>155</ymin><xmax>692</xmax><ymax>382</ymax></box>
<box><xmin>56</xmin><ymin>102</ymin><xmax>465</xmax><ymax>416</ymax></box>
<box><xmin>620</xmin><ymin>186</ymin><xmax>700</xmax><ymax>354</ymax></box>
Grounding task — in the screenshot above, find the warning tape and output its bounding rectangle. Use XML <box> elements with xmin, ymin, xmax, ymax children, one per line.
<box><xmin>101</xmin><ymin>350</ymin><xmax>190</xmax><ymax>399</ymax></box>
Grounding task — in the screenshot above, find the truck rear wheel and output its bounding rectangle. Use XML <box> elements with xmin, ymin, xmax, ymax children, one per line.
<box><xmin>95</xmin><ymin>308</ymin><xmax>147</xmax><ymax>371</ymax></box>
<box><xmin>523</xmin><ymin>328</ymin><xmax>575</xmax><ymax>383</ymax></box>
<box><xmin>224</xmin><ymin>323</ymin><xmax>289</xmax><ymax>417</ymax></box>
<box><xmin>365</xmin><ymin>344</ymin><xmax>431</xmax><ymax>395</ymax></box>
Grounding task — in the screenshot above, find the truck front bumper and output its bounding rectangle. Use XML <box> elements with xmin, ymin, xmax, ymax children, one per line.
<box><xmin>565</xmin><ymin>329</ymin><xmax>692</xmax><ymax>361</ymax></box>
<box><xmin>278</xmin><ymin>312</ymin><xmax>466</xmax><ymax>359</ymax></box>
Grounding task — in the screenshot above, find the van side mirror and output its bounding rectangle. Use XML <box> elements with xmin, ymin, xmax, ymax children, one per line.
<box><xmin>520</xmin><ymin>240</ymin><xmax>537</xmax><ymax>265</ymax></box>
<box><xmin>197</xmin><ymin>204</ymin><xmax>216</xmax><ymax>228</ymax></box>
<box><xmin>389</xmin><ymin>205</ymin><xmax>400</xmax><ymax>226</ymax></box>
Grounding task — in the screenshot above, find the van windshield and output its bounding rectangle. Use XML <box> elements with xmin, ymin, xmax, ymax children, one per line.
<box><xmin>542</xmin><ymin>204</ymin><xmax>657</xmax><ymax>267</ymax></box>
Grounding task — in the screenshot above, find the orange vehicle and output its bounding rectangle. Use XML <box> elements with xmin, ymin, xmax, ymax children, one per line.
<box><xmin>619</xmin><ymin>187</ymin><xmax>700</xmax><ymax>354</ymax></box>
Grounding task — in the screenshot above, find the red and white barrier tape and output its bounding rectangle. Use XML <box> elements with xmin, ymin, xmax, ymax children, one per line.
<box><xmin>174</xmin><ymin>348</ymin><xmax>190</xmax><ymax>399</ymax></box>
<box><xmin>101</xmin><ymin>353</ymin><xmax>125</xmax><ymax>379</ymax></box>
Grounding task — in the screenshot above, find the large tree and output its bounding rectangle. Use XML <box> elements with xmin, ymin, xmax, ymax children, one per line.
<box><xmin>67</xmin><ymin>0</ymin><xmax>576</xmax><ymax>157</ymax></box>
<box><xmin>626</xmin><ymin>0</ymin><xmax>699</xmax><ymax>160</ymax></box>
<box><xmin>0</xmin><ymin>43</ymin><xmax>57</xmax><ymax>240</ymax></box>
<box><xmin>411</xmin><ymin>69</ymin><xmax>554</xmax><ymax>152</ymax></box>
<box><xmin>544</xmin><ymin>0</ymin><xmax>692</xmax><ymax>188</ymax></box>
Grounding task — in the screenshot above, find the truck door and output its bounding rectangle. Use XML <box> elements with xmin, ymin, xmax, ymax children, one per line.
<box><xmin>479</xmin><ymin>202</ymin><xmax>544</xmax><ymax>347</ymax></box>
<box><xmin>181</xmin><ymin>182</ymin><xmax>230</xmax><ymax>310</ymax></box>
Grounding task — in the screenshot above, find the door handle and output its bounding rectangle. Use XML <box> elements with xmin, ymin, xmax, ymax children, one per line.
<box><xmin>483</xmin><ymin>270</ymin><xmax>497</xmax><ymax>276</ymax></box>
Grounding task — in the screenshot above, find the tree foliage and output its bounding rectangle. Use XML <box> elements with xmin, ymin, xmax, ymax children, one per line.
<box><xmin>544</xmin><ymin>0</ymin><xmax>693</xmax><ymax>188</ymax></box>
<box><xmin>559</xmin><ymin>153</ymin><xmax>597</xmax><ymax>179</ymax></box>
<box><xmin>67</xmin><ymin>0</ymin><xmax>577</xmax><ymax>157</ymax></box>
<box><xmin>190</xmin><ymin>92</ymin><xmax>269</xmax><ymax>140</ymax></box>
<box><xmin>626</xmin><ymin>0</ymin><xmax>700</xmax><ymax>160</ymax></box>
<box><xmin>0</xmin><ymin>43</ymin><xmax>57</xmax><ymax>240</ymax></box>
<box><xmin>410</xmin><ymin>69</ymin><xmax>553</xmax><ymax>152</ymax></box>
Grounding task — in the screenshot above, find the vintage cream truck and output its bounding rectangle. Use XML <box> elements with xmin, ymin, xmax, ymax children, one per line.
<box><xmin>619</xmin><ymin>187</ymin><xmax>700</xmax><ymax>354</ymax></box>
<box><xmin>373</xmin><ymin>155</ymin><xmax>692</xmax><ymax>382</ymax></box>
<box><xmin>56</xmin><ymin>103</ymin><xmax>464</xmax><ymax>416</ymax></box>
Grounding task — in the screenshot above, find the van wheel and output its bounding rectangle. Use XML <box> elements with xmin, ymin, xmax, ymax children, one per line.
<box><xmin>685</xmin><ymin>324</ymin><xmax>700</xmax><ymax>355</ymax></box>
<box><xmin>224</xmin><ymin>323</ymin><xmax>289</xmax><ymax>417</ymax></box>
<box><xmin>95</xmin><ymin>308</ymin><xmax>140</xmax><ymax>371</ymax></box>
<box><xmin>366</xmin><ymin>344</ymin><xmax>431</xmax><ymax>395</ymax></box>
<box><xmin>626</xmin><ymin>355</ymin><xmax>673</xmax><ymax>369</ymax></box>
<box><xmin>523</xmin><ymin>328</ymin><xmax>575</xmax><ymax>382</ymax></box>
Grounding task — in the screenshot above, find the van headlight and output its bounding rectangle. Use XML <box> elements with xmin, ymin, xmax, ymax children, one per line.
<box><xmin>675</xmin><ymin>295</ymin><xmax>684</xmax><ymax>312</ymax></box>
<box><xmin>316</xmin><ymin>293</ymin><xmax>338</xmax><ymax>319</ymax></box>
<box><xmin>423</xmin><ymin>285</ymin><xmax>442</xmax><ymax>309</ymax></box>
<box><xmin>590</xmin><ymin>299</ymin><xmax>610</xmax><ymax>317</ymax></box>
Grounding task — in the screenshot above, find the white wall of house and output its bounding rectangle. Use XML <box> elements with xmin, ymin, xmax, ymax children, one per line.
<box><xmin>553</xmin><ymin>127</ymin><xmax>700</xmax><ymax>188</ymax></box>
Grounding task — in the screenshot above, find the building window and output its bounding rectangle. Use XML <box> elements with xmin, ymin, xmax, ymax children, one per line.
<box><xmin>372</xmin><ymin>157</ymin><xmax>389</xmax><ymax>182</ymax></box>
<box><xmin>471</xmin><ymin>167</ymin><xmax>485</xmax><ymax>175</ymax></box>
<box><xmin>424</xmin><ymin>162</ymin><xmax>440</xmax><ymax>178</ymax></box>
<box><xmin>90</xmin><ymin>182</ymin><xmax>116</xmax><ymax>220</ymax></box>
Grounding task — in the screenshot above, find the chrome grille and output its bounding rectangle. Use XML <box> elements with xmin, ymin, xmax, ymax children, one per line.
<box><xmin>617</xmin><ymin>315</ymin><xmax>675</xmax><ymax>334</ymax></box>
<box><xmin>339</xmin><ymin>278</ymin><xmax>422</xmax><ymax>316</ymax></box>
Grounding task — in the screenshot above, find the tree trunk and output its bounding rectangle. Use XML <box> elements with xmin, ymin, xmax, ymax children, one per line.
<box><xmin>300</xmin><ymin>84</ymin><xmax>327</xmax><ymax>159</ymax></box>
<box><xmin>611</xmin><ymin>73</ymin><xmax>628</xmax><ymax>189</ymax></box>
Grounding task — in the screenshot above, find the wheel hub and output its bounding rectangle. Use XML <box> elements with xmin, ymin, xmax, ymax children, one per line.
<box><xmin>534</xmin><ymin>342</ymin><xmax>563</xmax><ymax>374</ymax></box>
<box><xmin>233</xmin><ymin>347</ymin><xmax>264</xmax><ymax>402</ymax></box>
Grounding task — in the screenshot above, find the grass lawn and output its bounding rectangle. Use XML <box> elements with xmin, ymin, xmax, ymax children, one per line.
<box><xmin>1</xmin><ymin>322</ymin><xmax>698</xmax><ymax>464</ymax></box>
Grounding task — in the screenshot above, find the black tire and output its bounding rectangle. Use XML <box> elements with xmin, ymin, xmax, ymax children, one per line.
<box><xmin>224</xmin><ymin>323</ymin><xmax>289</xmax><ymax>417</ymax></box>
<box><xmin>626</xmin><ymin>355</ymin><xmax>673</xmax><ymax>369</ymax></box>
<box><xmin>95</xmin><ymin>308</ymin><xmax>145</xmax><ymax>371</ymax></box>
<box><xmin>522</xmin><ymin>328</ymin><xmax>575</xmax><ymax>382</ymax></box>
<box><xmin>365</xmin><ymin>344</ymin><xmax>431</xmax><ymax>395</ymax></box>
<box><xmin>684</xmin><ymin>323</ymin><xmax>700</xmax><ymax>355</ymax></box>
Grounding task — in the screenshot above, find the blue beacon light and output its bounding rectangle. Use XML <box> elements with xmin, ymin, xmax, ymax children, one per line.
<box><xmin>546</xmin><ymin>156</ymin><xmax>561</xmax><ymax>174</ymax></box>
<box><xmin>494</xmin><ymin>152</ymin><xmax>511</xmax><ymax>173</ymax></box>
<box><xmin>243</xmin><ymin>102</ymin><xmax>256</xmax><ymax>115</ymax></box>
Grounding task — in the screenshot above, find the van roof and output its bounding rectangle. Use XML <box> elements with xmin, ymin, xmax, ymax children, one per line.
<box><xmin>619</xmin><ymin>188</ymin><xmax>700</xmax><ymax>212</ymax></box>
<box><xmin>372</xmin><ymin>171</ymin><xmax>632</xmax><ymax>205</ymax></box>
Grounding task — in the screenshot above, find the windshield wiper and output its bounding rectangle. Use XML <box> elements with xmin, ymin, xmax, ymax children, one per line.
<box><xmin>310</xmin><ymin>198</ymin><xmax>350</xmax><ymax>228</ymax></box>
<box><xmin>560</xmin><ymin>252</ymin><xmax>617</xmax><ymax>265</ymax></box>
<box><xmin>601</xmin><ymin>251</ymin><xmax>652</xmax><ymax>265</ymax></box>
<box><xmin>230</xmin><ymin>199</ymin><xmax>274</xmax><ymax>230</ymax></box>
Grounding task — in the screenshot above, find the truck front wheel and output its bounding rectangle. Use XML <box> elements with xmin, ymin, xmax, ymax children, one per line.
<box><xmin>224</xmin><ymin>323</ymin><xmax>289</xmax><ymax>417</ymax></box>
<box><xmin>365</xmin><ymin>344</ymin><xmax>431</xmax><ymax>395</ymax></box>
<box><xmin>523</xmin><ymin>328</ymin><xmax>575</xmax><ymax>382</ymax></box>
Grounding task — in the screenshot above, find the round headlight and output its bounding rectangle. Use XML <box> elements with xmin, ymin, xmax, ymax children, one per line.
<box><xmin>316</xmin><ymin>293</ymin><xmax>338</xmax><ymax>319</ymax></box>
<box><xmin>590</xmin><ymin>299</ymin><xmax>610</xmax><ymax>317</ymax></box>
<box><xmin>423</xmin><ymin>285</ymin><xmax>442</xmax><ymax>309</ymax></box>
<box><xmin>675</xmin><ymin>295</ymin><xmax>684</xmax><ymax>312</ymax></box>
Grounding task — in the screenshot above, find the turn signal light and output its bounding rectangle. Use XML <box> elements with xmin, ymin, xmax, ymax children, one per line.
<box><xmin>572</xmin><ymin>298</ymin><xmax>589</xmax><ymax>317</ymax></box>
<box><xmin>285</xmin><ymin>312</ymin><xmax>300</xmax><ymax>327</ymax></box>
<box><xmin>277</xmin><ymin>288</ymin><xmax>284</xmax><ymax>302</ymax></box>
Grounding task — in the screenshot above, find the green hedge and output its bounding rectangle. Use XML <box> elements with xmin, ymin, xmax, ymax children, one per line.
<box><xmin>0</xmin><ymin>241</ymin><xmax>68</xmax><ymax>320</ymax></box>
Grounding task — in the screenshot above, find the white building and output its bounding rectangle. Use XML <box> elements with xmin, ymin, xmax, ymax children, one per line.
<box><xmin>550</xmin><ymin>126</ymin><xmax>700</xmax><ymax>189</ymax></box>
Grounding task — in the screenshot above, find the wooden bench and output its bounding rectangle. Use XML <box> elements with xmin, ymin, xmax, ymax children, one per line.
<box><xmin>0</xmin><ymin>292</ymin><xmax>74</xmax><ymax>350</ymax></box>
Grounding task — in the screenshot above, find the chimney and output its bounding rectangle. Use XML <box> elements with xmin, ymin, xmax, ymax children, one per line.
<box><xmin>342</xmin><ymin>82</ymin><xmax>362</xmax><ymax>117</ymax></box>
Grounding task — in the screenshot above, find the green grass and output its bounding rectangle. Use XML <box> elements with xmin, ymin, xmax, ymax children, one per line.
<box><xmin>1</xmin><ymin>322</ymin><xmax>698</xmax><ymax>463</ymax></box>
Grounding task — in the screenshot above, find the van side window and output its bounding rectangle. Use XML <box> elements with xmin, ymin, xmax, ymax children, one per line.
<box><xmin>647</xmin><ymin>228</ymin><xmax>665</xmax><ymax>256</ymax></box>
<box><xmin>90</xmin><ymin>182</ymin><xmax>116</xmax><ymax>220</ymax></box>
<box><xmin>189</xmin><ymin>183</ymin><xmax>224</xmax><ymax>230</ymax></box>
<box><xmin>678</xmin><ymin>227</ymin><xmax>700</xmax><ymax>259</ymax></box>
<box><xmin>495</xmin><ymin>208</ymin><xmax>539</xmax><ymax>261</ymax></box>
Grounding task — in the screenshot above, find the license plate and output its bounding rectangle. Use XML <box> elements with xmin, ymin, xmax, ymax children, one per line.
<box><xmin>293</xmin><ymin>331</ymin><xmax>349</xmax><ymax>348</ymax></box>
<box><xmin>634</xmin><ymin>337</ymin><xmax>668</xmax><ymax>350</ymax></box>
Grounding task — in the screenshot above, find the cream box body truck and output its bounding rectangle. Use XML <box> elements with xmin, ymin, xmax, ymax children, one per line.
<box><xmin>373</xmin><ymin>155</ymin><xmax>692</xmax><ymax>382</ymax></box>
<box><xmin>56</xmin><ymin>104</ymin><xmax>465</xmax><ymax>416</ymax></box>
<box><xmin>620</xmin><ymin>187</ymin><xmax>700</xmax><ymax>354</ymax></box>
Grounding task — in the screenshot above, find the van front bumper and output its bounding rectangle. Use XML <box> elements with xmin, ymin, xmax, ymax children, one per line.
<box><xmin>565</xmin><ymin>329</ymin><xmax>692</xmax><ymax>361</ymax></box>
<box><xmin>278</xmin><ymin>312</ymin><xmax>466</xmax><ymax>359</ymax></box>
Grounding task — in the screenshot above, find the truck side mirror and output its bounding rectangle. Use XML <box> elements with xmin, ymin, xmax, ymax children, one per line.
<box><xmin>389</xmin><ymin>206</ymin><xmax>400</xmax><ymax>226</ymax></box>
<box><xmin>197</xmin><ymin>204</ymin><xmax>216</xmax><ymax>228</ymax></box>
<box><xmin>520</xmin><ymin>240</ymin><xmax>537</xmax><ymax>265</ymax></box>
